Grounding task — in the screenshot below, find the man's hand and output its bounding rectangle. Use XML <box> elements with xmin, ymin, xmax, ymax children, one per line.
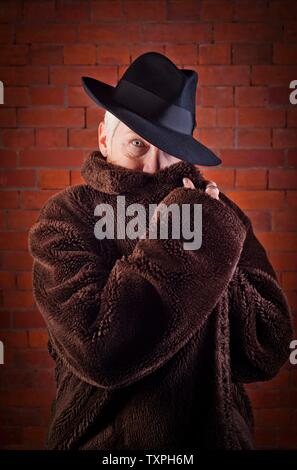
<box><xmin>183</xmin><ymin>177</ymin><xmax>220</xmax><ymax>200</ymax></box>
<box><xmin>139</xmin><ymin>176</ymin><xmax>221</xmax><ymax>240</ymax></box>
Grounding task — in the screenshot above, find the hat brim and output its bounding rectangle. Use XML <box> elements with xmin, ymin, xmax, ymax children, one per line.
<box><xmin>81</xmin><ymin>76</ymin><xmax>222</xmax><ymax>166</ymax></box>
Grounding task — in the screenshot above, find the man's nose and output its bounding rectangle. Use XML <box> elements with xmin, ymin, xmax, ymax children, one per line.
<box><xmin>142</xmin><ymin>148</ymin><xmax>161</xmax><ymax>173</ymax></box>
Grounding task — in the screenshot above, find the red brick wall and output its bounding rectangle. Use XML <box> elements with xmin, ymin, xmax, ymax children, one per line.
<box><xmin>0</xmin><ymin>0</ymin><xmax>297</xmax><ymax>450</ymax></box>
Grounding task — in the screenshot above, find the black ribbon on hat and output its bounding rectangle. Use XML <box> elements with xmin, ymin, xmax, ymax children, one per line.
<box><xmin>113</xmin><ymin>79</ymin><xmax>195</xmax><ymax>135</ymax></box>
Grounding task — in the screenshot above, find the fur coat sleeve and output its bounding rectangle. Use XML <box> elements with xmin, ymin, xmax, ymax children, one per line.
<box><xmin>28</xmin><ymin>185</ymin><xmax>293</xmax><ymax>390</ymax></box>
<box><xmin>218</xmin><ymin>191</ymin><xmax>293</xmax><ymax>383</ymax></box>
<box><xmin>227</xmin><ymin>220</ymin><xmax>293</xmax><ymax>383</ymax></box>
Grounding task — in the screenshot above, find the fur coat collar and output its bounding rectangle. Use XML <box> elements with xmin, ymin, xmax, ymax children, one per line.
<box><xmin>28</xmin><ymin>150</ymin><xmax>293</xmax><ymax>450</ymax></box>
<box><xmin>80</xmin><ymin>150</ymin><xmax>207</xmax><ymax>195</ymax></box>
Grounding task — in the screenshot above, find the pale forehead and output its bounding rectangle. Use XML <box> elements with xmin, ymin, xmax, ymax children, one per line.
<box><xmin>117</xmin><ymin>121</ymin><xmax>151</xmax><ymax>145</ymax></box>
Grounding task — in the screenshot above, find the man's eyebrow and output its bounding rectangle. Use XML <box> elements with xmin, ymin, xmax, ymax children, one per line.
<box><xmin>126</xmin><ymin>131</ymin><xmax>150</xmax><ymax>144</ymax></box>
<box><xmin>126</xmin><ymin>130</ymin><xmax>141</xmax><ymax>136</ymax></box>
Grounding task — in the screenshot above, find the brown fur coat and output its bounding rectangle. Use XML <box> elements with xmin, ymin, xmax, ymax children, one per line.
<box><xmin>28</xmin><ymin>150</ymin><xmax>293</xmax><ymax>450</ymax></box>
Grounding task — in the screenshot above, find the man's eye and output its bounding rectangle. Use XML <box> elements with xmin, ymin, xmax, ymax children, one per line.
<box><xmin>131</xmin><ymin>139</ymin><xmax>144</xmax><ymax>147</ymax></box>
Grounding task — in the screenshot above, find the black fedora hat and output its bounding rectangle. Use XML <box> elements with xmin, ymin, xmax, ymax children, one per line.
<box><xmin>81</xmin><ymin>51</ymin><xmax>222</xmax><ymax>166</ymax></box>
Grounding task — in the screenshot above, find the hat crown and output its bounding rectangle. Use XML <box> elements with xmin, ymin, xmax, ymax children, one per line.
<box><xmin>121</xmin><ymin>52</ymin><xmax>184</xmax><ymax>100</ymax></box>
<box><xmin>119</xmin><ymin>52</ymin><xmax>198</xmax><ymax>114</ymax></box>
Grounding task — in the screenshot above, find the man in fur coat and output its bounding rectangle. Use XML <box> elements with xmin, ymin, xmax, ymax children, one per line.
<box><xmin>28</xmin><ymin>52</ymin><xmax>293</xmax><ymax>450</ymax></box>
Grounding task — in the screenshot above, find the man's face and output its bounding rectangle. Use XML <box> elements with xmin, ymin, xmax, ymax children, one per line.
<box><xmin>98</xmin><ymin>120</ymin><xmax>181</xmax><ymax>173</ymax></box>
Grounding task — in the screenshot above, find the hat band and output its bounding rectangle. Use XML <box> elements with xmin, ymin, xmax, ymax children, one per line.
<box><xmin>113</xmin><ymin>79</ymin><xmax>195</xmax><ymax>135</ymax></box>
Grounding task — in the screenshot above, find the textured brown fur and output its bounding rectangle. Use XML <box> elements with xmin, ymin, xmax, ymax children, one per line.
<box><xmin>28</xmin><ymin>150</ymin><xmax>293</xmax><ymax>450</ymax></box>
